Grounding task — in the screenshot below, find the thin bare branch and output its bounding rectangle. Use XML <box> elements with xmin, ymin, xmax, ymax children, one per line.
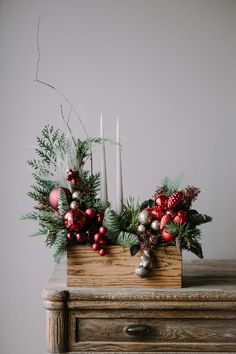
<box><xmin>34</xmin><ymin>18</ymin><xmax>94</xmax><ymax>175</ymax></box>
<box><xmin>60</xmin><ymin>105</ymin><xmax>76</xmax><ymax>146</ymax></box>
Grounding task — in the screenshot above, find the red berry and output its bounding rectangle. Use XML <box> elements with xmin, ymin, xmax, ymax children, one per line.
<box><xmin>99</xmin><ymin>248</ymin><xmax>106</xmax><ymax>256</ymax></box>
<box><xmin>92</xmin><ymin>243</ymin><xmax>100</xmax><ymax>251</ymax></box>
<box><xmin>162</xmin><ymin>230</ymin><xmax>174</xmax><ymax>242</ymax></box>
<box><xmin>99</xmin><ymin>226</ymin><xmax>107</xmax><ymax>235</ymax></box>
<box><xmin>85</xmin><ymin>208</ymin><xmax>96</xmax><ymax>218</ymax></box>
<box><xmin>99</xmin><ymin>238</ymin><xmax>106</xmax><ymax>245</ymax></box>
<box><xmin>94</xmin><ymin>233</ymin><xmax>102</xmax><ymax>242</ymax></box>
<box><xmin>76</xmin><ymin>233</ymin><xmax>83</xmax><ymax>242</ymax></box>
<box><xmin>66</xmin><ymin>232</ymin><xmax>74</xmax><ymax>240</ymax></box>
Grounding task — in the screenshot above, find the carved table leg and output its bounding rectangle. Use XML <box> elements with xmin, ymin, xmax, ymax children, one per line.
<box><xmin>43</xmin><ymin>290</ymin><xmax>68</xmax><ymax>353</ymax></box>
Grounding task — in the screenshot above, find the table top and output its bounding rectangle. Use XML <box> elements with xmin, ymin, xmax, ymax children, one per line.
<box><xmin>43</xmin><ymin>260</ymin><xmax>236</xmax><ymax>305</ymax></box>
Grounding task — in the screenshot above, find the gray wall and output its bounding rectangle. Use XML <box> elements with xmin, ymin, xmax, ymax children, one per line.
<box><xmin>1</xmin><ymin>0</ymin><xmax>236</xmax><ymax>353</ymax></box>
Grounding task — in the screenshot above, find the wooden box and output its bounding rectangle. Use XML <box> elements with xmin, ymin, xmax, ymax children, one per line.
<box><xmin>67</xmin><ymin>245</ymin><xmax>182</xmax><ymax>288</ymax></box>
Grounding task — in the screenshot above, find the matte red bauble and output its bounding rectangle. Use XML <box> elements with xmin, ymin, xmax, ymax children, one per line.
<box><xmin>64</xmin><ymin>209</ymin><xmax>86</xmax><ymax>231</ymax></box>
<box><xmin>49</xmin><ymin>187</ymin><xmax>72</xmax><ymax>210</ymax></box>
<box><xmin>155</xmin><ymin>194</ymin><xmax>169</xmax><ymax>210</ymax></box>
<box><xmin>174</xmin><ymin>210</ymin><xmax>187</xmax><ymax>224</ymax></box>
<box><xmin>162</xmin><ymin>230</ymin><xmax>174</xmax><ymax>242</ymax></box>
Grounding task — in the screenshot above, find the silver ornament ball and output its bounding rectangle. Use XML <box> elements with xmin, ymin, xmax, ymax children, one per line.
<box><xmin>72</xmin><ymin>191</ymin><xmax>80</xmax><ymax>201</ymax></box>
<box><xmin>138</xmin><ymin>209</ymin><xmax>153</xmax><ymax>225</ymax></box>
<box><xmin>70</xmin><ymin>200</ymin><xmax>79</xmax><ymax>209</ymax></box>
<box><xmin>151</xmin><ymin>220</ymin><xmax>159</xmax><ymax>231</ymax></box>
<box><xmin>137</xmin><ymin>224</ymin><xmax>146</xmax><ymax>233</ymax></box>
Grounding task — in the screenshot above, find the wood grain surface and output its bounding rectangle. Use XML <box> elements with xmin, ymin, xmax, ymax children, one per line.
<box><xmin>67</xmin><ymin>245</ymin><xmax>182</xmax><ymax>288</ymax></box>
<box><xmin>43</xmin><ymin>260</ymin><xmax>236</xmax><ymax>353</ymax></box>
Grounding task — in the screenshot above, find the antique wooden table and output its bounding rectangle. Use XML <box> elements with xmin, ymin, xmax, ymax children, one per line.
<box><xmin>42</xmin><ymin>260</ymin><xmax>236</xmax><ymax>353</ymax></box>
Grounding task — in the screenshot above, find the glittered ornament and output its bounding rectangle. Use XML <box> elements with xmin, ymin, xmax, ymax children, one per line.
<box><xmin>174</xmin><ymin>210</ymin><xmax>187</xmax><ymax>224</ymax></box>
<box><xmin>167</xmin><ymin>191</ymin><xmax>183</xmax><ymax>209</ymax></box>
<box><xmin>162</xmin><ymin>230</ymin><xmax>174</xmax><ymax>242</ymax></box>
<box><xmin>49</xmin><ymin>187</ymin><xmax>72</xmax><ymax>210</ymax></box>
<box><xmin>155</xmin><ymin>194</ymin><xmax>169</xmax><ymax>210</ymax></box>
<box><xmin>138</xmin><ymin>209</ymin><xmax>153</xmax><ymax>225</ymax></box>
<box><xmin>64</xmin><ymin>209</ymin><xmax>86</xmax><ymax>231</ymax></box>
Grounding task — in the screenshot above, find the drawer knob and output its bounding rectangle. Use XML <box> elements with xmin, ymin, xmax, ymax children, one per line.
<box><xmin>124</xmin><ymin>323</ymin><xmax>151</xmax><ymax>337</ymax></box>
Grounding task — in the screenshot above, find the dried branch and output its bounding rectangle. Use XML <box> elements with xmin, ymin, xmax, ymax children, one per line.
<box><xmin>60</xmin><ymin>105</ymin><xmax>76</xmax><ymax>146</ymax></box>
<box><xmin>34</xmin><ymin>18</ymin><xmax>94</xmax><ymax>174</ymax></box>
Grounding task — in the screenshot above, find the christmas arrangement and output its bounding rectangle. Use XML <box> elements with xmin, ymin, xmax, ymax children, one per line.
<box><xmin>23</xmin><ymin>123</ymin><xmax>212</xmax><ymax>278</ymax></box>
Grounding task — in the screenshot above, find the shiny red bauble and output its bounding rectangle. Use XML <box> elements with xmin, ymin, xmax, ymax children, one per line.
<box><xmin>85</xmin><ymin>208</ymin><xmax>96</xmax><ymax>219</ymax></box>
<box><xmin>150</xmin><ymin>207</ymin><xmax>165</xmax><ymax>221</ymax></box>
<box><xmin>49</xmin><ymin>187</ymin><xmax>72</xmax><ymax>210</ymax></box>
<box><xmin>94</xmin><ymin>233</ymin><xmax>102</xmax><ymax>242</ymax></box>
<box><xmin>155</xmin><ymin>194</ymin><xmax>169</xmax><ymax>210</ymax></box>
<box><xmin>92</xmin><ymin>243</ymin><xmax>100</xmax><ymax>251</ymax></box>
<box><xmin>162</xmin><ymin>230</ymin><xmax>174</xmax><ymax>242</ymax></box>
<box><xmin>99</xmin><ymin>226</ymin><xmax>107</xmax><ymax>235</ymax></box>
<box><xmin>64</xmin><ymin>209</ymin><xmax>86</xmax><ymax>231</ymax></box>
<box><xmin>99</xmin><ymin>248</ymin><xmax>106</xmax><ymax>256</ymax></box>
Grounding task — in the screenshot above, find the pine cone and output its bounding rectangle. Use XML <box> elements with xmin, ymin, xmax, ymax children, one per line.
<box><xmin>167</xmin><ymin>191</ymin><xmax>183</xmax><ymax>209</ymax></box>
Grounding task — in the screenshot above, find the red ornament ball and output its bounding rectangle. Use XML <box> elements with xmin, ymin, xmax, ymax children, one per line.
<box><xmin>99</xmin><ymin>248</ymin><xmax>106</xmax><ymax>256</ymax></box>
<box><xmin>85</xmin><ymin>208</ymin><xmax>96</xmax><ymax>219</ymax></box>
<box><xmin>92</xmin><ymin>243</ymin><xmax>100</xmax><ymax>251</ymax></box>
<box><xmin>64</xmin><ymin>209</ymin><xmax>86</xmax><ymax>231</ymax></box>
<box><xmin>162</xmin><ymin>230</ymin><xmax>174</xmax><ymax>242</ymax></box>
<box><xmin>99</xmin><ymin>226</ymin><xmax>107</xmax><ymax>235</ymax></box>
<box><xmin>94</xmin><ymin>233</ymin><xmax>102</xmax><ymax>242</ymax></box>
<box><xmin>49</xmin><ymin>187</ymin><xmax>72</xmax><ymax>210</ymax></box>
<box><xmin>150</xmin><ymin>207</ymin><xmax>165</xmax><ymax>221</ymax></box>
<box><xmin>155</xmin><ymin>195</ymin><xmax>169</xmax><ymax>210</ymax></box>
<box><xmin>174</xmin><ymin>210</ymin><xmax>187</xmax><ymax>224</ymax></box>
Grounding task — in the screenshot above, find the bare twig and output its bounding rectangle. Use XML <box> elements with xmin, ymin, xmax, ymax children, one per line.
<box><xmin>34</xmin><ymin>18</ymin><xmax>94</xmax><ymax>174</ymax></box>
<box><xmin>60</xmin><ymin>105</ymin><xmax>76</xmax><ymax>146</ymax></box>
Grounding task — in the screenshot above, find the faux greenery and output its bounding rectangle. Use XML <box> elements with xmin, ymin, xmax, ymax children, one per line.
<box><xmin>24</xmin><ymin>125</ymin><xmax>212</xmax><ymax>262</ymax></box>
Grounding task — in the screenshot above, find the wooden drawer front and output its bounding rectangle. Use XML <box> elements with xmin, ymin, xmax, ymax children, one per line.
<box><xmin>68</xmin><ymin>311</ymin><xmax>236</xmax><ymax>352</ymax></box>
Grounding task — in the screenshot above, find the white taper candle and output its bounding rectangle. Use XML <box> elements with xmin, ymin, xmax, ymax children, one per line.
<box><xmin>115</xmin><ymin>117</ymin><xmax>123</xmax><ymax>215</ymax></box>
<box><xmin>100</xmin><ymin>113</ymin><xmax>108</xmax><ymax>209</ymax></box>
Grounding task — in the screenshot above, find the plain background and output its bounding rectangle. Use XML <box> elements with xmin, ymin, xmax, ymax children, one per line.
<box><xmin>0</xmin><ymin>0</ymin><xmax>236</xmax><ymax>353</ymax></box>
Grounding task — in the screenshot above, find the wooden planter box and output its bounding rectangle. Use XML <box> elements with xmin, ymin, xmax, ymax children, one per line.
<box><xmin>67</xmin><ymin>245</ymin><xmax>182</xmax><ymax>288</ymax></box>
